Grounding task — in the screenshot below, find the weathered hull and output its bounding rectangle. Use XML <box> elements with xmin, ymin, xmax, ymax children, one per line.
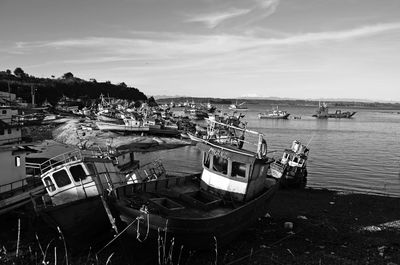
<box><xmin>38</xmin><ymin>196</ymin><xmax>111</xmax><ymax>239</ymax></box>
<box><xmin>313</xmin><ymin>111</ymin><xmax>357</xmax><ymax>119</ymax></box>
<box><xmin>96</xmin><ymin>121</ymin><xmax>150</xmax><ymax>132</ymax></box>
<box><xmin>96</xmin><ymin>115</ymin><xmax>124</xmax><ymax>124</ymax></box>
<box><xmin>113</xmin><ymin>184</ymin><xmax>278</xmax><ymax>249</ymax></box>
<box><xmin>148</xmin><ymin>127</ymin><xmax>180</xmax><ymax>136</ymax></box>
<box><xmin>270</xmin><ymin>162</ymin><xmax>285</xmax><ymax>179</ymax></box>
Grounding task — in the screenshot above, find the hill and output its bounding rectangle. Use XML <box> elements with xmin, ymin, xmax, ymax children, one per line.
<box><xmin>0</xmin><ymin>69</ymin><xmax>147</xmax><ymax>105</ymax></box>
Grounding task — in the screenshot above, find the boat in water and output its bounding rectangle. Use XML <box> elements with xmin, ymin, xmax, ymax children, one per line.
<box><xmin>258</xmin><ymin>106</ymin><xmax>290</xmax><ymax>119</ymax></box>
<box><xmin>270</xmin><ymin>140</ymin><xmax>309</xmax><ymax>188</ymax></box>
<box><xmin>312</xmin><ymin>102</ymin><xmax>356</xmax><ymax>119</ymax></box>
<box><xmin>228</xmin><ymin>101</ymin><xmax>247</xmax><ymax>111</ymax></box>
<box><xmin>109</xmin><ymin>120</ymin><xmax>278</xmax><ymax>249</ymax></box>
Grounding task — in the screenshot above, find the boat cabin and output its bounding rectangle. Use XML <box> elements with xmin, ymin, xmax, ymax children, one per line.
<box><xmin>38</xmin><ymin>150</ymin><xmax>130</xmax><ymax>206</ymax></box>
<box><xmin>197</xmin><ymin>142</ymin><xmax>272</xmax><ymax>202</ymax></box>
<box><xmin>280</xmin><ymin>140</ymin><xmax>309</xmax><ymax>168</ymax></box>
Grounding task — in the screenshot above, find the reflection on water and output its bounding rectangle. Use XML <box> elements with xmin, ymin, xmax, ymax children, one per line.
<box><xmin>145</xmin><ymin>105</ymin><xmax>400</xmax><ymax>196</ymax></box>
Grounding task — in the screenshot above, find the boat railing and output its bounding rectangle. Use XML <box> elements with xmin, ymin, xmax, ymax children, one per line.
<box><xmin>26</xmin><ymin>150</ymin><xmax>86</xmax><ymax>175</ymax></box>
<box><xmin>0</xmin><ymin>176</ymin><xmax>43</xmax><ymax>194</ymax></box>
<box><xmin>204</xmin><ymin>118</ymin><xmax>267</xmax><ymax>158</ymax></box>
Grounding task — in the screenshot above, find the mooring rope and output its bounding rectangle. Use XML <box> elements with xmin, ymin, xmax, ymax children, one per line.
<box><xmin>136</xmin><ymin>205</ymin><xmax>150</xmax><ymax>242</ymax></box>
<box><xmin>96</xmin><ymin>218</ymin><xmax>139</xmax><ymax>255</ymax></box>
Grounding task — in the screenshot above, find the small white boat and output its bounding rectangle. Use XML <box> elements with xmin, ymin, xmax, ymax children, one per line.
<box><xmin>258</xmin><ymin>106</ymin><xmax>290</xmax><ymax>119</ymax></box>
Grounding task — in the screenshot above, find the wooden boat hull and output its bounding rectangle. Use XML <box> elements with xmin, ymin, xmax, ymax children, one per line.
<box><xmin>38</xmin><ymin>196</ymin><xmax>111</xmax><ymax>239</ymax></box>
<box><xmin>97</xmin><ymin>115</ymin><xmax>124</xmax><ymax>124</ymax></box>
<box><xmin>96</xmin><ymin>121</ymin><xmax>150</xmax><ymax>132</ymax></box>
<box><xmin>112</xmin><ymin>182</ymin><xmax>278</xmax><ymax>249</ymax></box>
<box><xmin>271</xmin><ymin>162</ymin><xmax>307</xmax><ymax>188</ymax></box>
<box><xmin>313</xmin><ymin>111</ymin><xmax>356</xmax><ymax>119</ymax></box>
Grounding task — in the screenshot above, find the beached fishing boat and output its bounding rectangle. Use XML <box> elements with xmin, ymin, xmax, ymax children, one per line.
<box><xmin>96</xmin><ymin>109</ymin><xmax>125</xmax><ymax>124</ymax></box>
<box><xmin>96</xmin><ymin>118</ymin><xmax>150</xmax><ymax>133</ymax></box>
<box><xmin>31</xmin><ymin>149</ymin><xmax>166</xmax><ymax>238</ymax></box>
<box><xmin>109</xmin><ymin>121</ymin><xmax>278</xmax><ymax>249</ymax></box>
<box><xmin>312</xmin><ymin>102</ymin><xmax>356</xmax><ymax>119</ymax></box>
<box><xmin>270</xmin><ymin>140</ymin><xmax>309</xmax><ymax>188</ymax></box>
<box><xmin>258</xmin><ymin>106</ymin><xmax>290</xmax><ymax>119</ymax></box>
<box><xmin>187</xmin><ymin>108</ymin><xmax>208</xmax><ymax>120</ymax></box>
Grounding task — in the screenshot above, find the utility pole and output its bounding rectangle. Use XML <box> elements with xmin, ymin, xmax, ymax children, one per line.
<box><xmin>31</xmin><ymin>85</ymin><xmax>35</xmax><ymax>107</ymax></box>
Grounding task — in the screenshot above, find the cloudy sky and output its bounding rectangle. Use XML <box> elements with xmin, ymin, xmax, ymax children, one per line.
<box><xmin>1</xmin><ymin>0</ymin><xmax>399</xmax><ymax>101</ymax></box>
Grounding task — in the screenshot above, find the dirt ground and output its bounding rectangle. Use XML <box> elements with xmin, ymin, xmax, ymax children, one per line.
<box><xmin>2</xmin><ymin>188</ymin><xmax>400</xmax><ymax>265</ymax></box>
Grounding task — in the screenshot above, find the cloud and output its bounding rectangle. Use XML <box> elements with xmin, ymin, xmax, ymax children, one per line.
<box><xmin>255</xmin><ymin>0</ymin><xmax>280</xmax><ymax>12</ymax></box>
<box><xmin>266</xmin><ymin>22</ymin><xmax>400</xmax><ymax>44</ymax></box>
<box><xmin>186</xmin><ymin>8</ymin><xmax>251</xmax><ymax>28</ymax></box>
<box><xmin>13</xmin><ymin>22</ymin><xmax>400</xmax><ymax>56</ymax></box>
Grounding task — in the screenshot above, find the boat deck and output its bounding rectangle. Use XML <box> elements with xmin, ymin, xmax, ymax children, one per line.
<box><xmin>117</xmin><ymin>176</ymin><xmax>244</xmax><ymax>219</ymax></box>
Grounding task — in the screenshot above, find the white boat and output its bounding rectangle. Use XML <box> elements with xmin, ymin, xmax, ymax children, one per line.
<box><xmin>258</xmin><ymin>106</ymin><xmax>290</xmax><ymax>119</ymax></box>
<box><xmin>96</xmin><ymin>118</ymin><xmax>150</xmax><ymax>132</ymax></box>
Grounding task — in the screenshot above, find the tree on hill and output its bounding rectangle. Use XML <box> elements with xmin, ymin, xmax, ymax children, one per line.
<box><xmin>62</xmin><ymin>72</ymin><xmax>74</xmax><ymax>79</ymax></box>
<box><xmin>14</xmin><ymin>67</ymin><xmax>26</xmax><ymax>78</ymax></box>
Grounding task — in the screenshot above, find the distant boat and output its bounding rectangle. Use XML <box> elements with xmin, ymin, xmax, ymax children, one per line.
<box><xmin>258</xmin><ymin>106</ymin><xmax>290</xmax><ymax>119</ymax></box>
<box><xmin>228</xmin><ymin>100</ymin><xmax>248</xmax><ymax>110</ymax></box>
<box><xmin>270</xmin><ymin>140</ymin><xmax>309</xmax><ymax>188</ymax></box>
<box><xmin>108</xmin><ymin>120</ymin><xmax>278</xmax><ymax>249</ymax></box>
<box><xmin>312</xmin><ymin>102</ymin><xmax>356</xmax><ymax>119</ymax></box>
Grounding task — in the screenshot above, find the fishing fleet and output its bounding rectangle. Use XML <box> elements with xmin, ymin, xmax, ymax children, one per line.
<box><xmin>1</xmin><ymin>93</ymin><xmax>366</xmax><ymax>252</ymax></box>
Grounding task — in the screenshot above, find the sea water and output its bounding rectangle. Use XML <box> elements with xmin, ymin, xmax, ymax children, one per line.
<box><xmin>139</xmin><ymin>103</ymin><xmax>400</xmax><ymax>196</ymax></box>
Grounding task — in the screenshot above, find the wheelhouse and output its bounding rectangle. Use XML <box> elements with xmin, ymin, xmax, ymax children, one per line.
<box><xmin>197</xmin><ymin>142</ymin><xmax>272</xmax><ymax>202</ymax></box>
<box><xmin>39</xmin><ymin>150</ymin><xmax>128</xmax><ymax>206</ymax></box>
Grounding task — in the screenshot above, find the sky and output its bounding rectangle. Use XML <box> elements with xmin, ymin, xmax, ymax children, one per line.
<box><xmin>1</xmin><ymin>0</ymin><xmax>400</xmax><ymax>101</ymax></box>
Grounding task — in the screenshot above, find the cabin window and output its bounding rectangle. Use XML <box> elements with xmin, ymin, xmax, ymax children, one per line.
<box><xmin>2</xmin><ymin>110</ymin><xmax>6</xmax><ymax>114</ymax></box>
<box><xmin>293</xmin><ymin>157</ymin><xmax>299</xmax><ymax>163</ymax></box>
<box><xmin>15</xmin><ymin>156</ymin><xmax>21</xmax><ymax>167</ymax></box>
<box><xmin>203</xmin><ymin>153</ymin><xmax>210</xmax><ymax>168</ymax></box>
<box><xmin>69</xmin><ymin>164</ymin><xmax>87</xmax><ymax>182</ymax></box>
<box><xmin>7</xmin><ymin>128</ymin><xmax>12</xmax><ymax>134</ymax></box>
<box><xmin>231</xmin><ymin>162</ymin><xmax>246</xmax><ymax>178</ymax></box>
<box><xmin>212</xmin><ymin>156</ymin><xmax>228</xmax><ymax>175</ymax></box>
<box><xmin>0</xmin><ymin>129</ymin><xmax>4</xmax><ymax>135</ymax></box>
<box><xmin>43</xmin><ymin>177</ymin><xmax>56</xmax><ymax>192</ymax></box>
<box><xmin>52</xmin><ymin>169</ymin><xmax>72</xmax><ymax>188</ymax></box>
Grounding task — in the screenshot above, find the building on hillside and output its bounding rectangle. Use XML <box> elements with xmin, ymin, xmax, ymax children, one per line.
<box><xmin>0</xmin><ymin>107</ymin><xmax>22</xmax><ymax>145</ymax></box>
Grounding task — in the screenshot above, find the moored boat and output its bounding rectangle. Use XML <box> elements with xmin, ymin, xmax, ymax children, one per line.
<box><xmin>312</xmin><ymin>102</ymin><xmax>356</xmax><ymax>119</ymax></box>
<box><xmin>270</xmin><ymin>140</ymin><xmax>309</xmax><ymax>188</ymax></box>
<box><xmin>109</xmin><ymin>121</ymin><xmax>278</xmax><ymax>249</ymax></box>
<box><xmin>258</xmin><ymin>106</ymin><xmax>290</xmax><ymax>119</ymax></box>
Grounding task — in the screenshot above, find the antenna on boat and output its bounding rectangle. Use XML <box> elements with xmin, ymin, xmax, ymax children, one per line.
<box><xmin>305</xmin><ymin>135</ymin><xmax>314</xmax><ymax>148</ymax></box>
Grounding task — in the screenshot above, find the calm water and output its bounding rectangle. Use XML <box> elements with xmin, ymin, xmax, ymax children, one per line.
<box><xmin>139</xmin><ymin>103</ymin><xmax>400</xmax><ymax>197</ymax></box>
